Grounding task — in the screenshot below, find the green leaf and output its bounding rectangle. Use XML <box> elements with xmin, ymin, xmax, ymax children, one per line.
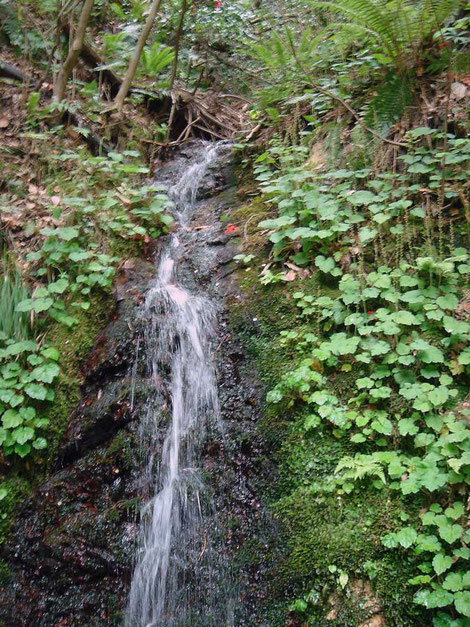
<box><xmin>56</xmin><ymin>226</ymin><xmax>79</xmax><ymax>241</ymax></box>
<box><xmin>12</xmin><ymin>426</ymin><xmax>35</xmax><ymax>445</ymax></box>
<box><xmin>442</xmin><ymin>572</ymin><xmax>464</xmax><ymax>592</ymax></box>
<box><xmin>439</xmin><ymin>523</ymin><xmax>463</xmax><ymax>544</ymax></box>
<box><xmin>2</xmin><ymin>410</ymin><xmax>22</xmax><ymax>429</ymax></box>
<box><xmin>398</xmin><ymin>418</ymin><xmax>419</xmax><ymax>436</ymax></box>
<box><xmin>437</xmin><ymin>294</ymin><xmax>459</xmax><ymax>310</ymax></box>
<box><xmin>30</xmin><ymin>362</ymin><xmax>60</xmax><ymax>384</ymax></box>
<box><xmin>348</xmin><ymin>190</ymin><xmax>378</xmax><ymax>205</ymax></box>
<box><xmin>36</xmin><ymin>296</ymin><xmax>55</xmax><ymax>312</ymax></box>
<box><xmin>369</xmin><ymin>340</ymin><xmax>391</xmax><ymax>356</ymax></box>
<box><xmin>443</xmin><ymin>317</ymin><xmax>470</xmax><ymax>336</ymax></box>
<box><xmin>19</xmin><ymin>406</ymin><xmax>35</xmax><ymax>421</ymax></box>
<box><xmin>454</xmin><ymin>548</ymin><xmax>470</xmax><ymax>560</ymax></box>
<box><xmin>14</xmin><ymin>443</ymin><xmax>31</xmax><ymax>457</ymax></box>
<box><xmin>417</xmin><ymin>534</ymin><xmax>441</xmax><ymax>552</ymax></box>
<box><xmin>24</xmin><ymin>383</ymin><xmax>48</xmax><ymax>400</ymax></box>
<box><xmin>432</xmin><ymin>554</ymin><xmax>453</xmax><ymax>576</ymax></box>
<box><xmin>69</xmin><ymin>251</ymin><xmax>91</xmax><ymax>262</ymax></box>
<box><xmin>458</xmin><ymin>349</ymin><xmax>470</xmax><ymax>365</ymax></box>
<box><xmin>391</xmin><ymin>311</ymin><xmax>418</xmax><ymax>325</ymax></box>
<box><xmin>409</xmin><ymin>127</ymin><xmax>435</xmax><ymax>137</ymax></box>
<box><xmin>418</xmin><ymin>345</ymin><xmax>445</xmax><ymax>364</ymax></box>
<box><xmin>445</xmin><ymin>502</ymin><xmax>464</xmax><ymax>520</ymax></box>
<box><xmin>4</xmin><ymin>341</ymin><xmax>37</xmax><ymax>356</ymax></box>
<box><xmin>327</xmin><ymin>333</ymin><xmax>360</xmax><ymax>355</ymax></box>
<box><xmin>454</xmin><ymin>591</ymin><xmax>470</xmax><ymax>617</ymax></box>
<box><xmin>426</xmin><ymin>588</ymin><xmax>454</xmax><ymax>608</ymax></box>
<box><xmin>258</xmin><ymin>216</ymin><xmax>296</xmax><ymax>229</ymax></box>
<box><xmin>27</xmin><ymin>354</ymin><xmax>43</xmax><ymax>366</ymax></box>
<box><xmin>429</xmin><ymin>386</ymin><xmax>450</xmax><ymax>407</ymax></box>
<box><xmin>351</xmin><ymin>433</ymin><xmax>366</xmax><ymax>443</ymax></box>
<box><xmin>315</xmin><ymin>255</ymin><xmax>335</xmax><ymax>273</ymax></box>
<box><xmin>48</xmin><ymin>278</ymin><xmax>69</xmax><ymax>294</ymax></box>
<box><xmin>41</xmin><ymin>347</ymin><xmax>60</xmax><ymax>361</ymax></box>
<box><xmin>408</xmin><ymin>162</ymin><xmax>433</xmax><ymax>174</ymax></box>
<box><xmin>33</xmin><ymin>437</ymin><xmax>47</xmax><ymax>450</ymax></box>
<box><xmin>396</xmin><ymin>527</ymin><xmax>418</xmax><ymax>548</ymax></box>
<box><xmin>358</xmin><ymin>226</ymin><xmax>378</xmax><ymax>243</ymax></box>
<box><xmin>421</xmin><ymin>471</ymin><xmax>449</xmax><ymax>492</ymax></box>
<box><xmin>15</xmin><ymin>299</ymin><xmax>35</xmax><ymax>312</ymax></box>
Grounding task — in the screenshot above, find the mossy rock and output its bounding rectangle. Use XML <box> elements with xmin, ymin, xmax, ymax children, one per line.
<box><xmin>0</xmin><ymin>477</ymin><xmax>30</xmax><ymax>544</ymax></box>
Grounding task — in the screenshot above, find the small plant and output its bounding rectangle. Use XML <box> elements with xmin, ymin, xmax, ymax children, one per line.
<box><xmin>234</xmin><ymin>253</ymin><xmax>254</xmax><ymax>265</ymax></box>
<box><xmin>0</xmin><ymin>339</ymin><xmax>58</xmax><ymax>457</ymax></box>
<box><xmin>140</xmin><ymin>42</ymin><xmax>174</xmax><ymax>79</ymax></box>
<box><xmin>0</xmin><ymin>257</ymin><xmax>31</xmax><ymax>341</ymax></box>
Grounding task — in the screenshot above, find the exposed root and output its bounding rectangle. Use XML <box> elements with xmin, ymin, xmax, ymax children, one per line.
<box><xmin>198</xmin><ymin>533</ymin><xmax>207</xmax><ymax>561</ymax></box>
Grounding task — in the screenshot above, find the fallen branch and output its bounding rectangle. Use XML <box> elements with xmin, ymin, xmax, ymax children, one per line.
<box><xmin>0</xmin><ymin>61</ymin><xmax>36</xmax><ymax>86</ymax></box>
<box><xmin>193</xmin><ymin>123</ymin><xmax>228</xmax><ymax>140</ymax></box>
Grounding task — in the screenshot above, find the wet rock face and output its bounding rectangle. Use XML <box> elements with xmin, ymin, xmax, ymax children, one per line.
<box><xmin>0</xmin><ymin>144</ymin><xmax>274</xmax><ymax>626</ymax></box>
<box><xmin>0</xmin><ymin>260</ymin><xmax>153</xmax><ymax>626</ymax></box>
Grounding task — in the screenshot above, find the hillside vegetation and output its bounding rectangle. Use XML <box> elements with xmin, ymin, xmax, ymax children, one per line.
<box><xmin>1</xmin><ymin>0</ymin><xmax>470</xmax><ymax>625</ymax></box>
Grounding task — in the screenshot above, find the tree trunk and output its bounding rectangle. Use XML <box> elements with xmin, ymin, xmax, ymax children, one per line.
<box><xmin>169</xmin><ymin>0</ymin><xmax>188</xmax><ymax>90</ymax></box>
<box><xmin>53</xmin><ymin>0</ymin><xmax>95</xmax><ymax>102</ymax></box>
<box><xmin>113</xmin><ymin>0</ymin><xmax>164</xmax><ymax>112</ymax></box>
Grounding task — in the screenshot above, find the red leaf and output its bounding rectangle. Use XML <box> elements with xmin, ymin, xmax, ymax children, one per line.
<box><xmin>224</xmin><ymin>223</ymin><xmax>238</xmax><ymax>234</ymax></box>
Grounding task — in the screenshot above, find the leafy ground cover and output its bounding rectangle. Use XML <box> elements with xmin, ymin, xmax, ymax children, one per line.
<box><xmin>232</xmin><ymin>123</ymin><xmax>470</xmax><ymax>627</ymax></box>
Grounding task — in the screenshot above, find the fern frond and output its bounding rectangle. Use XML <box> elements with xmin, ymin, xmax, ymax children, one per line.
<box><xmin>336</xmin><ymin>454</ymin><xmax>386</xmax><ymax>483</ymax></box>
<box><xmin>140</xmin><ymin>43</ymin><xmax>174</xmax><ymax>77</ymax></box>
<box><xmin>365</xmin><ymin>73</ymin><xmax>414</xmax><ymax>127</ymax></box>
<box><xmin>308</xmin><ymin>0</ymin><xmax>464</xmax><ymax>70</ymax></box>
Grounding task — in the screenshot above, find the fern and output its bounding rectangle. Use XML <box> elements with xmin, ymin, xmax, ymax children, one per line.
<box><xmin>336</xmin><ymin>454</ymin><xmax>386</xmax><ymax>483</ymax></box>
<box><xmin>0</xmin><ymin>0</ymin><xmax>20</xmax><ymax>48</ymax></box>
<box><xmin>248</xmin><ymin>27</ymin><xmax>325</xmax><ymax>71</ymax></box>
<box><xmin>365</xmin><ymin>72</ymin><xmax>414</xmax><ymax>127</ymax></box>
<box><xmin>140</xmin><ymin>42</ymin><xmax>175</xmax><ymax>78</ymax></box>
<box><xmin>309</xmin><ymin>0</ymin><xmax>464</xmax><ymax>72</ymax></box>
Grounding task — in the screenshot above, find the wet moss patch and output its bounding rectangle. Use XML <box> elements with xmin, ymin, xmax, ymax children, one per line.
<box><xmin>46</xmin><ymin>290</ymin><xmax>112</xmax><ymax>466</ymax></box>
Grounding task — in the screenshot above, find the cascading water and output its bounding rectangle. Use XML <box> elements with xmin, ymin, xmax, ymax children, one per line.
<box><xmin>125</xmin><ymin>142</ymin><xmax>234</xmax><ymax>627</ymax></box>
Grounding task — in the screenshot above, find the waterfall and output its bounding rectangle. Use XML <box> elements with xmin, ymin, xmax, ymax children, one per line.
<box><xmin>125</xmin><ymin>142</ymin><xmax>234</xmax><ymax>627</ymax></box>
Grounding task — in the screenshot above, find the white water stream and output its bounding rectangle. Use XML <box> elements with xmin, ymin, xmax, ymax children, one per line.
<box><xmin>125</xmin><ymin>143</ymin><xmax>233</xmax><ymax>626</ymax></box>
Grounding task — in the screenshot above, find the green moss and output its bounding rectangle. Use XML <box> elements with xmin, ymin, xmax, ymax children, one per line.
<box><xmin>0</xmin><ymin>477</ymin><xmax>31</xmax><ymax>544</ymax></box>
<box><xmin>110</xmin><ymin>236</ymin><xmax>143</xmax><ymax>259</ymax></box>
<box><xmin>104</xmin><ymin>430</ymin><xmax>135</xmax><ymax>471</ymax></box>
<box><xmin>237</xmin><ymin>537</ymin><xmax>267</xmax><ymax>568</ymax></box>
<box><xmin>44</xmin><ymin>290</ymin><xmax>112</xmax><ymax>465</ymax></box>
<box><xmin>228</xmin><ymin>196</ymin><xmax>273</xmax><ymax>254</ymax></box>
<box><xmin>48</xmin><ymin>291</ymin><xmax>111</xmax><ymax>378</ymax></box>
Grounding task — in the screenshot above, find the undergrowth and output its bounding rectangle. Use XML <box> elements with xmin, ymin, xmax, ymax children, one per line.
<box><xmin>233</xmin><ymin>116</ymin><xmax>470</xmax><ymax>624</ymax></box>
<box><xmin>0</xmin><ymin>124</ymin><xmax>172</xmax><ymax>511</ymax></box>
